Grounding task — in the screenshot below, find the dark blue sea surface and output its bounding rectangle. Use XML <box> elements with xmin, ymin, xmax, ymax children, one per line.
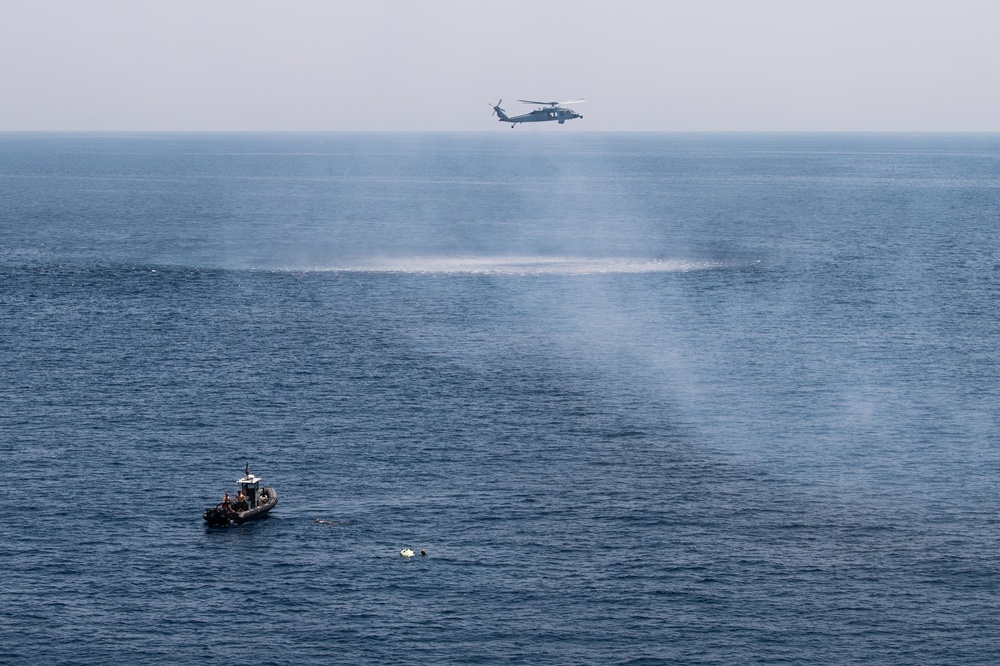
<box><xmin>2</xmin><ymin>132</ymin><xmax>1000</xmax><ymax>664</ymax></box>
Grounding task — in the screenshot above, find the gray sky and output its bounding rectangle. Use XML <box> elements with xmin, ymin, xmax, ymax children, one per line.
<box><xmin>2</xmin><ymin>0</ymin><xmax>998</xmax><ymax>131</ymax></box>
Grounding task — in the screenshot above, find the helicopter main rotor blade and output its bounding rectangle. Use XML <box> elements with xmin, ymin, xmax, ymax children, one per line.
<box><xmin>517</xmin><ymin>98</ymin><xmax>587</xmax><ymax>106</ymax></box>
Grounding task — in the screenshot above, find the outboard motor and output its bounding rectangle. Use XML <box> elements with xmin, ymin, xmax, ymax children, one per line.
<box><xmin>203</xmin><ymin>506</ymin><xmax>231</xmax><ymax>527</ymax></box>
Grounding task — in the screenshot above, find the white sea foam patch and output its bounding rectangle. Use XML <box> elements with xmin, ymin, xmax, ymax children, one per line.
<box><xmin>313</xmin><ymin>256</ymin><xmax>735</xmax><ymax>275</ymax></box>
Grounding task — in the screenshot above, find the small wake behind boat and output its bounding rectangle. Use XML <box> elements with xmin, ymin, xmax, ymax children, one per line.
<box><xmin>204</xmin><ymin>466</ymin><xmax>278</xmax><ymax>527</ymax></box>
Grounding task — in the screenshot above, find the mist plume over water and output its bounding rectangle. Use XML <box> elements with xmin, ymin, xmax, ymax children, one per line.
<box><xmin>303</xmin><ymin>256</ymin><xmax>739</xmax><ymax>275</ymax></box>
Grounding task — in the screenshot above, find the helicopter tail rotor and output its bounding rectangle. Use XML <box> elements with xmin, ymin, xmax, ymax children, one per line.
<box><xmin>490</xmin><ymin>100</ymin><xmax>510</xmax><ymax>122</ymax></box>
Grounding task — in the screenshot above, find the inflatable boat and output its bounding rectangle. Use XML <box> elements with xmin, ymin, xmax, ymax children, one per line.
<box><xmin>204</xmin><ymin>468</ymin><xmax>278</xmax><ymax>527</ymax></box>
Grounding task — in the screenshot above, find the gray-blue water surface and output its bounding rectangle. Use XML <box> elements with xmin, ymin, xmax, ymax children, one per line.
<box><xmin>2</xmin><ymin>132</ymin><xmax>1000</xmax><ymax>664</ymax></box>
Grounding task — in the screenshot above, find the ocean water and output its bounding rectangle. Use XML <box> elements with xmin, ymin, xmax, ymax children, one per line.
<box><xmin>2</xmin><ymin>132</ymin><xmax>1000</xmax><ymax>664</ymax></box>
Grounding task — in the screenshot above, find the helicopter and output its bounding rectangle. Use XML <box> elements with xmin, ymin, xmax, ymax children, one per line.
<box><xmin>490</xmin><ymin>99</ymin><xmax>585</xmax><ymax>127</ymax></box>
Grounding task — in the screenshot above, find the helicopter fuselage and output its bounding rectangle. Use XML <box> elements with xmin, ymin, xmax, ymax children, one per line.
<box><xmin>492</xmin><ymin>101</ymin><xmax>583</xmax><ymax>127</ymax></box>
<box><xmin>507</xmin><ymin>107</ymin><xmax>582</xmax><ymax>125</ymax></box>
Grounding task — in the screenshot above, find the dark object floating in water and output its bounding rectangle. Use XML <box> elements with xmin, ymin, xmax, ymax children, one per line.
<box><xmin>204</xmin><ymin>464</ymin><xmax>278</xmax><ymax>527</ymax></box>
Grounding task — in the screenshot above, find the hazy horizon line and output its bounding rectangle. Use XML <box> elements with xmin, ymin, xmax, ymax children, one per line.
<box><xmin>4</xmin><ymin>129</ymin><xmax>1000</xmax><ymax>135</ymax></box>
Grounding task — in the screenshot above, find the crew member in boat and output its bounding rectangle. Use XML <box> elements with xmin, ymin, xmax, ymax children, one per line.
<box><xmin>234</xmin><ymin>491</ymin><xmax>250</xmax><ymax>512</ymax></box>
<box><xmin>221</xmin><ymin>492</ymin><xmax>232</xmax><ymax>512</ymax></box>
